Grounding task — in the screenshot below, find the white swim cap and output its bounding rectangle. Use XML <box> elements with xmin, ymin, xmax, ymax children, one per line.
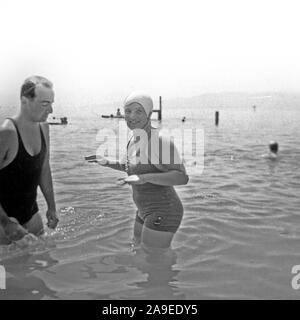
<box><xmin>124</xmin><ymin>91</ymin><xmax>153</xmax><ymax>117</ymax></box>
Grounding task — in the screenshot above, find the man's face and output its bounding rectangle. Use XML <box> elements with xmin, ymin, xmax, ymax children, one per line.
<box><xmin>124</xmin><ymin>103</ymin><xmax>149</xmax><ymax>130</ymax></box>
<box><xmin>26</xmin><ymin>85</ymin><xmax>54</xmax><ymax>122</ymax></box>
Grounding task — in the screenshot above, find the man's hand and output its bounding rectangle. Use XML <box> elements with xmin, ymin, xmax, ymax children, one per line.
<box><xmin>46</xmin><ymin>209</ymin><xmax>59</xmax><ymax>229</ymax></box>
<box><xmin>4</xmin><ymin>220</ymin><xmax>28</xmax><ymax>241</ymax></box>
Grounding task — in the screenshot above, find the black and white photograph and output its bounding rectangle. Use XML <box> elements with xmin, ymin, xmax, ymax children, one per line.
<box><xmin>0</xmin><ymin>0</ymin><xmax>300</xmax><ymax>303</ymax></box>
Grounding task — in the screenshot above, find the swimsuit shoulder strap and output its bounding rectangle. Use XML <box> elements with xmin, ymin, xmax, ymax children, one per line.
<box><xmin>39</xmin><ymin>123</ymin><xmax>47</xmax><ymax>150</ymax></box>
<box><xmin>6</xmin><ymin>117</ymin><xmax>22</xmax><ymax>142</ymax></box>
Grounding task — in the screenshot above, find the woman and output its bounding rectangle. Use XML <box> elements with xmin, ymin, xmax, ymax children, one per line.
<box><xmin>86</xmin><ymin>92</ymin><xmax>189</xmax><ymax>249</ymax></box>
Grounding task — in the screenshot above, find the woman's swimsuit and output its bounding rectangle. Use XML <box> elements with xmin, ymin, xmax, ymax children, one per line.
<box><xmin>126</xmin><ymin>133</ymin><xmax>184</xmax><ymax>233</ymax></box>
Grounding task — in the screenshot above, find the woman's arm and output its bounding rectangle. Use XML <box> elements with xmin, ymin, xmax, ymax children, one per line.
<box><xmin>85</xmin><ymin>155</ymin><xmax>126</xmax><ymax>172</ymax></box>
<box><xmin>104</xmin><ymin>159</ymin><xmax>126</xmax><ymax>172</ymax></box>
<box><xmin>125</xmin><ymin>135</ymin><xmax>189</xmax><ymax>186</ymax></box>
<box><xmin>139</xmin><ymin>169</ymin><xmax>189</xmax><ymax>186</ymax></box>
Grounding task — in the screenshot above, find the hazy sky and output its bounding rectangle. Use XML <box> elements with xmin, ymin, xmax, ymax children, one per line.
<box><xmin>1</xmin><ymin>0</ymin><xmax>300</xmax><ymax>106</ymax></box>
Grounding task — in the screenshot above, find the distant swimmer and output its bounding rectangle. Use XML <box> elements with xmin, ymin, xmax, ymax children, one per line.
<box><xmin>262</xmin><ymin>141</ymin><xmax>279</xmax><ymax>160</ymax></box>
<box><xmin>86</xmin><ymin>91</ymin><xmax>189</xmax><ymax>250</ymax></box>
<box><xmin>182</xmin><ymin>117</ymin><xmax>186</xmax><ymax>122</ymax></box>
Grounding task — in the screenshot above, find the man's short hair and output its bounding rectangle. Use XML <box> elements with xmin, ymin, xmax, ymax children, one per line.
<box><xmin>20</xmin><ymin>76</ymin><xmax>53</xmax><ymax>99</ymax></box>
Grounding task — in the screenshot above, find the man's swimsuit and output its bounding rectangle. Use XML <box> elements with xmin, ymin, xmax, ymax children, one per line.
<box><xmin>0</xmin><ymin>118</ymin><xmax>46</xmax><ymax>225</ymax></box>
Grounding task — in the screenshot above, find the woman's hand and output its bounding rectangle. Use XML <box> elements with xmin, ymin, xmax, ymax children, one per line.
<box><xmin>117</xmin><ymin>175</ymin><xmax>145</xmax><ymax>185</ymax></box>
<box><xmin>85</xmin><ymin>154</ymin><xmax>108</xmax><ymax>166</ymax></box>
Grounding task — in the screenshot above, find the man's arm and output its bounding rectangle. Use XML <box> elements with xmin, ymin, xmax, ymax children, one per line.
<box><xmin>0</xmin><ymin>203</ymin><xmax>10</xmax><ymax>228</ymax></box>
<box><xmin>0</xmin><ymin>126</ymin><xmax>11</xmax><ymax>170</ymax></box>
<box><xmin>39</xmin><ymin>123</ymin><xmax>58</xmax><ymax>228</ymax></box>
<box><xmin>39</xmin><ymin>155</ymin><xmax>56</xmax><ymax>211</ymax></box>
<box><xmin>0</xmin><ymin>128</ymin><xmax>12</xmax><ymax>226</ymax></box>
<box><xmin>0</xmin><ymin>203</ymin><xmax>28</xmax><ymax>240</ymax></box>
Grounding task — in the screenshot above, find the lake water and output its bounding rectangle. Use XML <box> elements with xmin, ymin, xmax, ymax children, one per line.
<box><xmin>0</xmin><ymin>93</ymin><xmax>300</xmax><ymax>299</ymax></box>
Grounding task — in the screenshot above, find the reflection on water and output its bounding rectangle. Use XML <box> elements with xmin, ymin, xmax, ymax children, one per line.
<box><xmin>0</xmin><ymin>233</ymin><xmax>56</xmax><ymax>261</ymax></box>
<box><xmin>0</xmin><ymin>250</ymin><xmax>59</xmax><ymax>299</ymax></box>
<box><xmin>115</xmin><ymin>243</ymin><xmax>186</xmax><ymax>300</ymax></box>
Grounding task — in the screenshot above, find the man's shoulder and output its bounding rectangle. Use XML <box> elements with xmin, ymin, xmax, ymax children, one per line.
<box><xmin>0</xmin><ymin>120</ymin><xmax>17</xmax><ymax>145</ymax></box>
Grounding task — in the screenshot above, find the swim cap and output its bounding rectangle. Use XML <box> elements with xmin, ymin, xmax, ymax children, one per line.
<box><xmin>124</xmin><ymin>91</ymin><xmax>153</xmax><ymax>117</ymax></box>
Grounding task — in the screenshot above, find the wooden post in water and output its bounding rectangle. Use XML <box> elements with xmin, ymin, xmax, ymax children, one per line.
<box><xmin>153</xmin><ymin>96</ymin><xmax>162</xmax><ymax>120</ymax></box>
<box><xmin>215</xmin><ymin>111</ymin><xmax>219</xmax><ymax>126</ymax></box>
<box><xmin>158</xmin><ymin>96</ymin><xmax>162</xmax><ymax>121</ymax></box>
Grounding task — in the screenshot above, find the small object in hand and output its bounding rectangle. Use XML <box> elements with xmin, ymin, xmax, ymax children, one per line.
<box><xmin>84</xmin><ymin>155</ymin><xmax>97</xmax><ymax>161</ymax></box>
<box><xmin>124</xmin><ymin>175</ymin><xmax>140</xmax><ymax>183</ymax></box>
<box><xmin>116</xmin><ymin>178</ymin><xmax>127</xmax><ymax>185</ymax></box>
<box><xmin>85</xmin><ymin>154</ymin><xmax>108</xmax><ymax>165</ymax></box>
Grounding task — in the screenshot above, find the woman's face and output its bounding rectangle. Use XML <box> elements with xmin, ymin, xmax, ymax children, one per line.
<box><xmin>124</xmin><ymin>102</ymin><xmax>149</xmax><ymax>130</ymax></box>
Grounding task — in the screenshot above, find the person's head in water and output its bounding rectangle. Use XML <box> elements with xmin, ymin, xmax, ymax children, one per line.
<box><xmin>269</xmin><ymin>141</ymin><xmax>279</xmax><ymax>154</ymax></box>
<box><xmin>123</xmin><ymin>91</ymin><xmax>153</xmax><ymax>130</ymax></box>
<box><xmin>20</xmin><ymin>75</ymin><xmax>54</xmax><ymax>123</ymax></box>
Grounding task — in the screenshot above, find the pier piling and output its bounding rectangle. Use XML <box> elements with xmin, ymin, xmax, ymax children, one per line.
<box><xmin>215</xmin><ymin>111</ymin><xmax>219</xmax><ymax>126</ymax></box>
<box><xmin>153</xmin><ymin>96</ymin><xmax>162</xmax><ymax>120</ymax></box>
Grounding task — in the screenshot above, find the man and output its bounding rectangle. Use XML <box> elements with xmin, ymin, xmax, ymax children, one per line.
<box><xmin>0</xmin><ymin>76</ymin><xmax>59</xmax><ymax>244</ymax></box>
